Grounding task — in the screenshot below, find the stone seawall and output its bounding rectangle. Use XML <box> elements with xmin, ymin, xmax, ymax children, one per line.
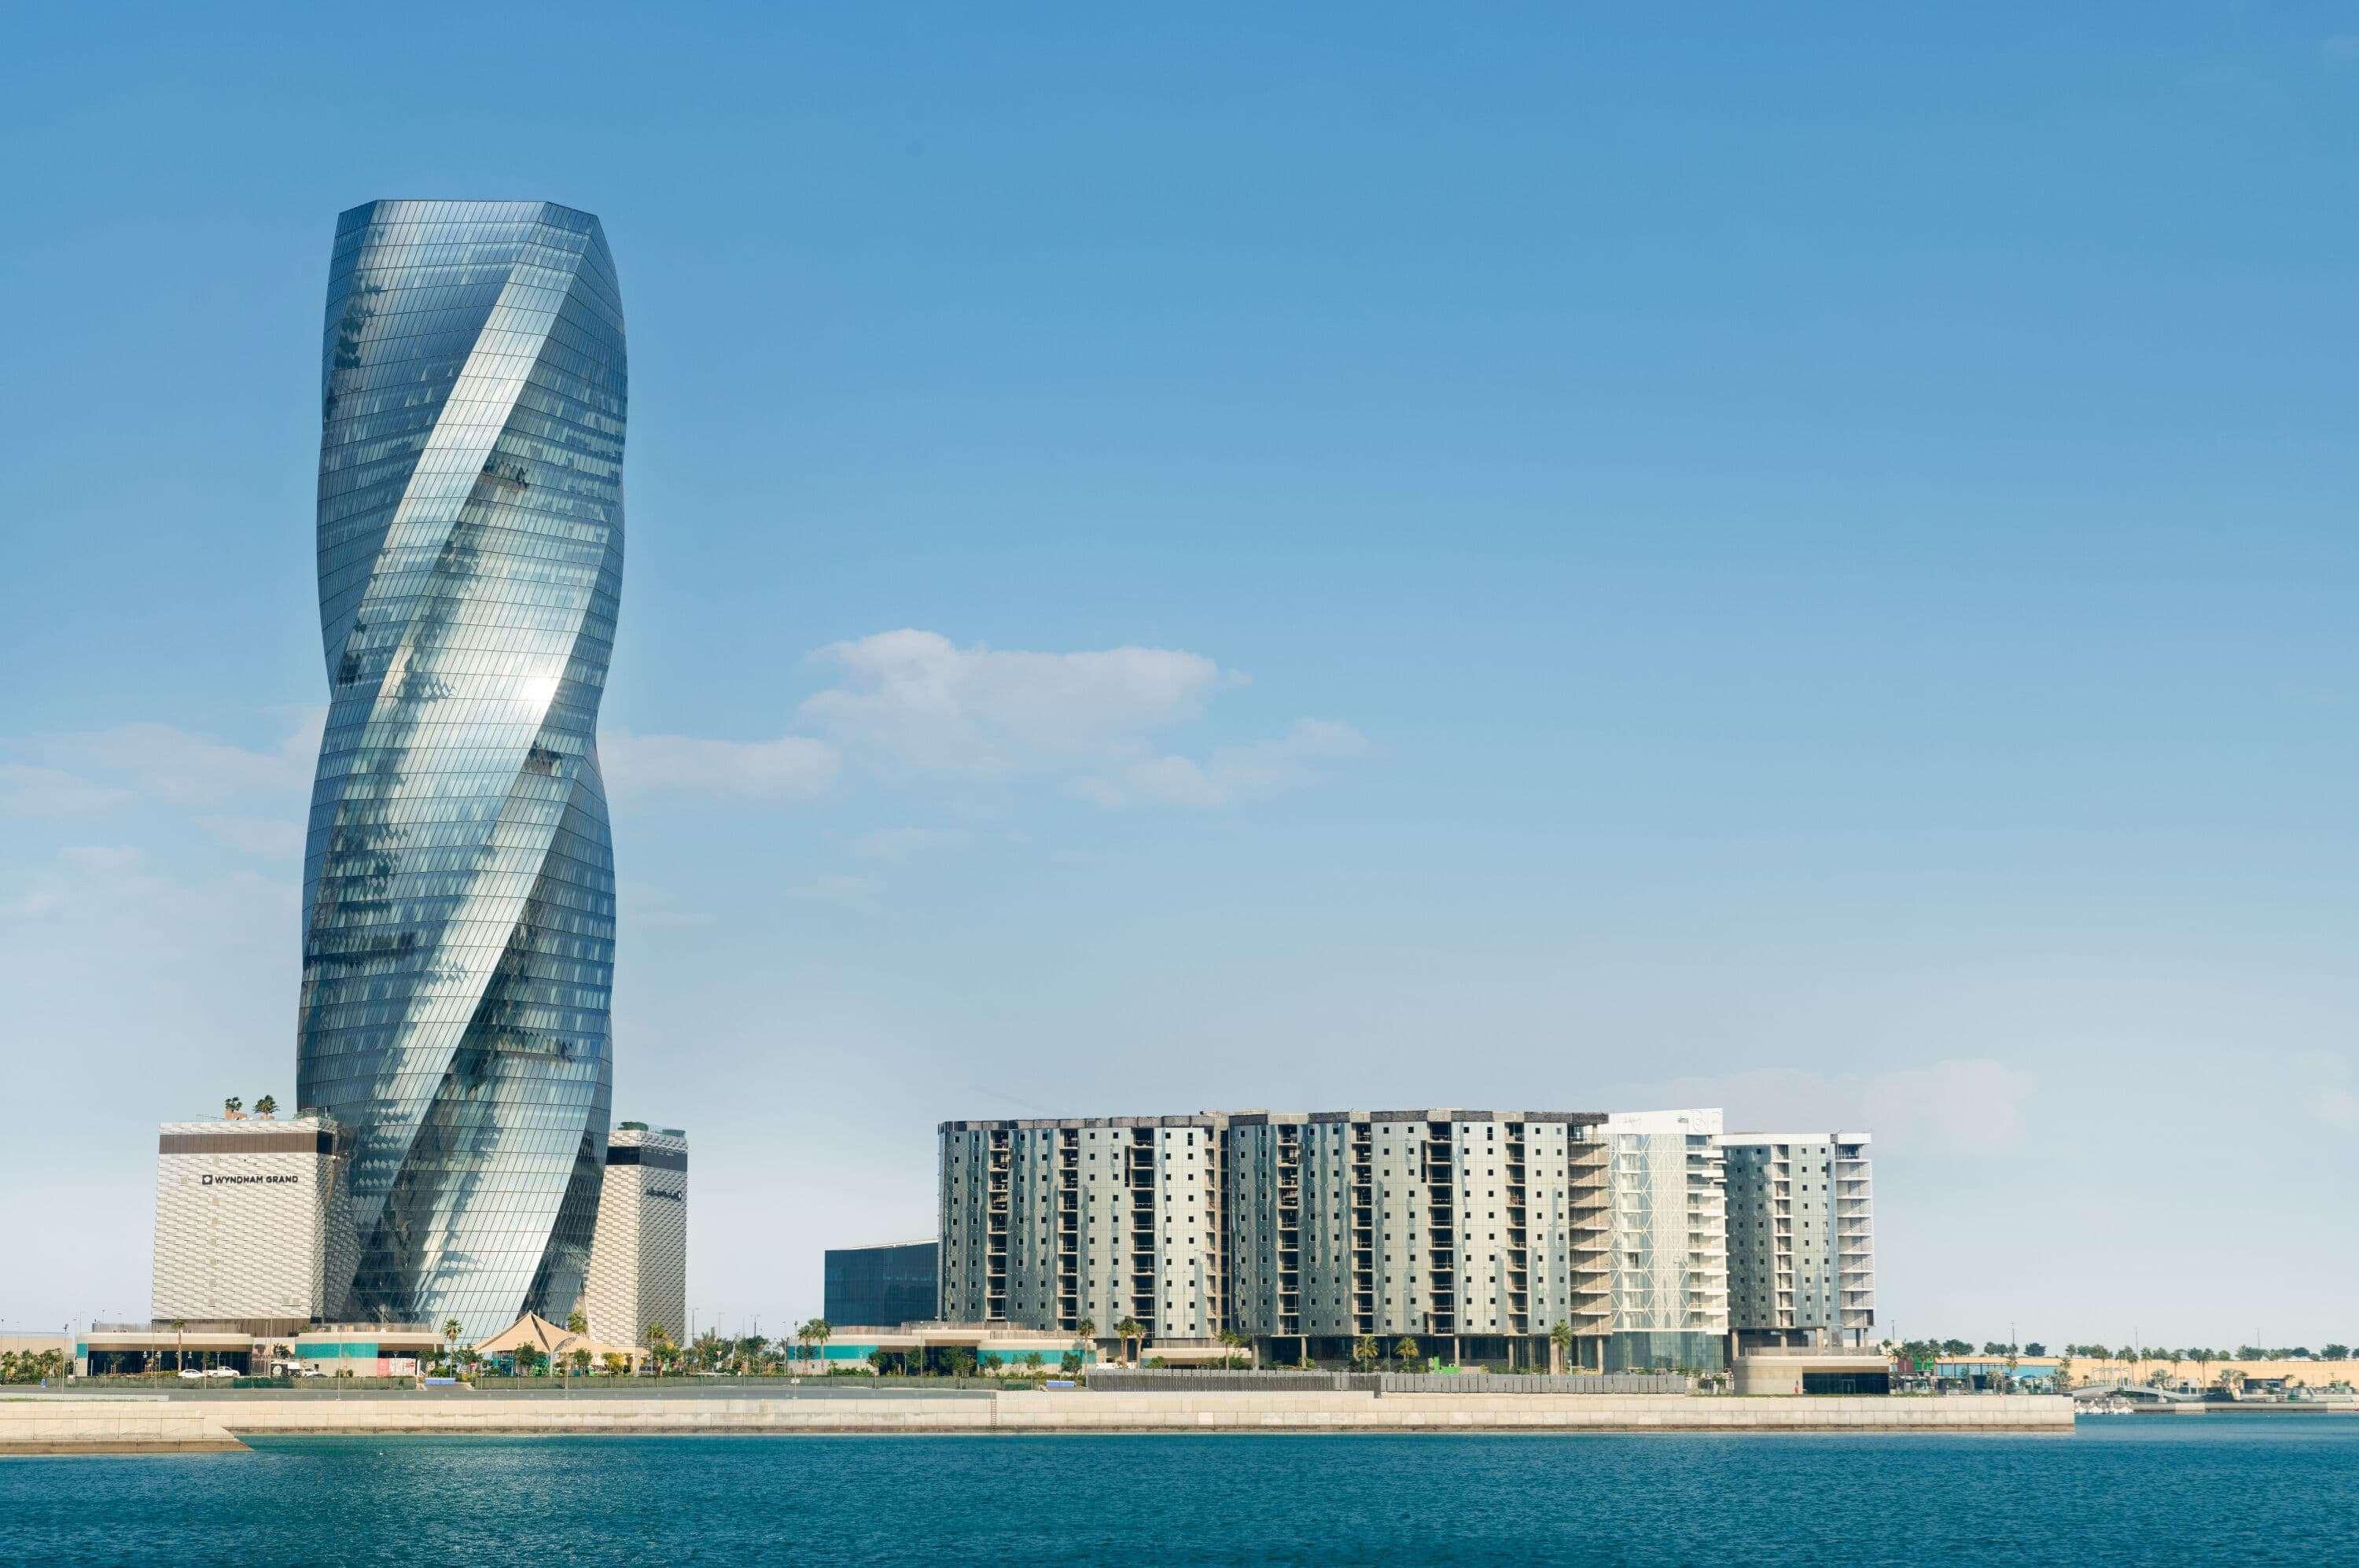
<box><xmin>996</xmin><ymin>1391</ymin><xmax>2071</xmax><ymax>1432</ymax></box>
<box><xmin>0</xmin><ymin>1399</ymin><xmax>245</xmax><ymax>1454</ymax></box>
<box><xmin>3</xmin><ymin>1391</ymin><xmax>2071</xmax><ymax>1450</ymax></box>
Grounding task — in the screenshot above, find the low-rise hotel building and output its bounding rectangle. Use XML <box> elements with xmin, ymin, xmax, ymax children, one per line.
<box><xmin>583</xmin><ymin>1124</ymin><xmax>688</xmax><ymax>1348</ymax></box>
<box><xmin>150</xmin><ymin>1113</ymin><xmax>355</xmax><ymax>1332</ymax></box>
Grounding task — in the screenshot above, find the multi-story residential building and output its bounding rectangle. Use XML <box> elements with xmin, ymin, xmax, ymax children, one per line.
<box><xmin>940</xmin><ymin>1110</ymin><xmax>1617</xmax><ymax>1367</ymax></box>
<box><xmin>296</xmin><ymin>199</ymin><xmax>630</xmax><ymax>1339</ymax></box>
<box><xmin>940</xmin><ymin>1117</ymin><xmax>1228</xmax><ymax>1341</ymax></box>
<box><xmin>1722</xmin><ymin>1132</ymin><xmax>1875</xmax><ymax>1349</ymax></box>
<box><xmin>940</xmin><ymin>1106</ymin><xmax>1871</xmax><ymax>1374</ymax></box>
<box><xmin>151</xmin><ymin>1114</ymin><xmax>356</xmax><ymax>1332</ymax></box>
<box><xmin>1602</xmin><ymin>1108</ymin><xmax>1730</xmax><ymax>1372</ymax></box>
<box><xmin>582</xmin><ymin>1124</ymin><xmax>686</xmax><ymax>1349</ymax></box>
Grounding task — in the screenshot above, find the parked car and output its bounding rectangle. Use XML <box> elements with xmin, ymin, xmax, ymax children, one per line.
<box><xmin>176</xmin><ymin>1367</ymin><xmax>205</xmax><ymax>1381</ymax></box>
<box><xmin>204</xmin><ymin>1367</ymin><xmax>238</xmax><ymax>1378</ymax></box>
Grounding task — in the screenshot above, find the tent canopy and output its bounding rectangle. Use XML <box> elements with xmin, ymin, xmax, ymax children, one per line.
<box><xmin>471</xmin><ymin>1312</ymin><xmax>642</xmax><ymax>1362</ymax></box>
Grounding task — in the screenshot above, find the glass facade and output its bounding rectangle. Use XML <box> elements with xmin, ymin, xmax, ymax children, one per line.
<box><xmin>296</xmin><ymin>200</ymin><xmax>626</xmax><ymax>1340</ymax></box>
<box><xmin>823</xmin><ymin>1242</ymin><xmax>942</xmax><ymax>1328</ymax></box>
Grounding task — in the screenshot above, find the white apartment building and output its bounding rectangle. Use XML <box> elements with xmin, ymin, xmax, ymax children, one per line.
<box><xmin>943</xmin><ymin>1110</ymin><xmax>1619</xmax><ymax>1367</ymax></box>
<box><xmin>938</xmin><ymin>1106</ymin><xmax>1873</xmax><ymax>1377</ymax></box>
<box><xmin>1722</xmin><ymin>1132</ymin><xmax>1875</xmax><ymax>1348</ymax></box>
<box><xmin>583</xmin><ymin>1124</ymin><xmax>688</xmax><ymax>1349</ymax></box>
<box><xmin>1603</xmin><ymin>1108</ymin><xmax>1729</xmax><ymax>1372</ymax></box>
<box><xmin>151</xmin><ymin>1114</ymin><xmax>355</xmax><ymax>1331</ymax></box>
<box><xmin>939</xmin><ymin>1117</ymin><xmax>1227</xmax><ymax>1341</ymax></box>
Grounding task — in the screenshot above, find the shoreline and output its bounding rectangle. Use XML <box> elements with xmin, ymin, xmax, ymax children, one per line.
<box><xmin>2</xmin><ymin>1391</ymin><xmax>2071</xmax><ymax>1452</ymax></box>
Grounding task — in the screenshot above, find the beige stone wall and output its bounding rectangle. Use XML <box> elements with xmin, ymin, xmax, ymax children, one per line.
<box><xmin>0</xmin><ymin>1399</ymin><xmax>243</xmax><ymax>1453</ymax></box>
<box><xmin>2069</xmin><ymin>1356</ymin><xmax>2357</xmax><ymax>1386</ymax></box>
<box><xmin>0</xmin><ymin>1389</ymin><xmax>2070</xmax><ymax>1443</ymax></box>
<box><xmin>992</xmin><ymin>1391</ymin><xmax>2067</xmax><ymax>1431</ymax></box>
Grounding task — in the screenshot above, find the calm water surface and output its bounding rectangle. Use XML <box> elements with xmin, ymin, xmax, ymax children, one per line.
<box><xmin>4</xmin><ymin>1414</ymin><xmax>2354</xmax><ymax>1565</ymax></box>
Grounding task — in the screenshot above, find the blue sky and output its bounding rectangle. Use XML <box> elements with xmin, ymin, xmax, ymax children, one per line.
<box><xmin>4</xmin><ymin>3</ymin><xmax>2357</xmax><ymax>1345</ymax></box>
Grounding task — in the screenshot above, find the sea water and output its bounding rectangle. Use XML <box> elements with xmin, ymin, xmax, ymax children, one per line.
<box><xmin>2</xmin><ymin>1412</ymin><xmax>2353</xmax><ymax>1564</ymax></box>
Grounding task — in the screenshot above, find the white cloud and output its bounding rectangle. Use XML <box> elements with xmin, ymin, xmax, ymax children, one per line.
<box><xmin>799</xmin><ymin>629</ymin><xmax>1236</xmax><ymax>778</ymax></box>
<box><xmin>783</xmin><ymin>874</ymin><xmax>885</xmax><ymax>915</ymax></box>
<box><xmin>850</xmin><ymin>826</ymin><xmax>976</xmax><ymax>865</ymax></box>
<box><xmin>20</xmin><ymin>713</ymin><xmax>322</xmax><ymax>804</ymax></box>
<box><xmin>3</xmin><ymin>710</ymin><xmax>323</xmax><ymax>828</ymax></box>
<box><xmin>8</xmin><ymin>635</ymin><xmax>1349</xmax><ymax>833</ymax></box>
<box><xmin>196</xmin><ymin>816</ymin><xmax>307</xmax><ymax>857</ymax></box>
<box><xmin>1069</xmin><ymin>718</ymin><xmax>1370</xmax><ymax>809</ymax></box>
<box><xmin>59</xmin><ymin>845</ymin><xmax>147</xmax><ymax>874</ymax></box>
<box><xmin>0</xmin><ymin>763</ymin><xmax>134</xmax><ymax>817</ymax></box>
<box><xmin>619</xmin><ymin>878</ymin><xmax>712</xmax><ymax>929</ymax></box>
<box><xmin>2289</xmin><ymin>1051</ymin><xmax>2359</xmax><ymax>1132</ymax></box>
<box><xmin>1604</xmin><ymin>1057</ymin><xmax>2039</xmax><ymax>1156</ymax></box>
<box><xmin>603</xmin><ymin>731</ymin><xmax>841</xmax><ymax>800</ymax></box>
<box><xmin>0</xmin><ymin>845</ymin><xmax>295</xmax><ymax>944</ymax></box>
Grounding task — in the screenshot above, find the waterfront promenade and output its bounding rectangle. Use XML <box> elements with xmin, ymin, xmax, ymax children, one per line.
<box><xmin>2</xmin><ymin>1388</ymin><xmax>2070</xmax><ymax>1451</ymax></box>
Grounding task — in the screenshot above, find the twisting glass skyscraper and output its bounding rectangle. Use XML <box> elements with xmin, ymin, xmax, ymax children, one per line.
<box><xmin>297</xmin><ymin>201</ymin><xmax>625</xmax><ymax>1338</ymax></box>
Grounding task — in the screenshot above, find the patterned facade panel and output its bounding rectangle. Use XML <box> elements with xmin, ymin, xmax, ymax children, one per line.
<box><xmin>296</xmin><ymin>199</ymin><xmax>625</xmax><ymax>1342</ymax></box>
<box><xmin>583</xmin><ymin>1127</ymin><xmax>686</xmax><ymax>1348</ymax></box>
<box><xmin>1606</xmin><ymin>1109</ymin><xmax>1729</xmax><ymax>1342</ymax></box>
<box><xmin>151</xmin><ymin>1119</ymin><xmax>352</xmax><ymax>1323</ymax></box>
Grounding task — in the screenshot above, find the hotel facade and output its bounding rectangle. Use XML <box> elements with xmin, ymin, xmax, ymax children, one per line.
<box><xmin>151</xmin><ymin>1114</ymin><xmax>358</xmax><ymax>1332</ymax></box>
<box><xmin>583</xmin><ymin>1124</ymin><xmax>689</xmax><ymax>1349</ymax></box>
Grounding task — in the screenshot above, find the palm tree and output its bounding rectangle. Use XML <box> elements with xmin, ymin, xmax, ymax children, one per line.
<box><xmin>223</xmin><ymin>1097</ymin><xmax>243</xmax><ymax>1120</ymax></box>
<box><xmin>1393</xmin><ymin>1337</ymin><xmax>1419</xmax><ymax>1373</ymax></box>
<box><xmin>1550</xmin><ymin>1320</ymin><xmax>1574</xmax><ymax>1375</ymax></box>
<box><xmin>1216</xmin><ymin>1329</ymin><xmax>1249</xmax><ymax>1370</ymax></box>
<box><xmin>1075</xmin><ymin>1317</ymin><xmax>1096</xmax><ymax>1370</ymax></box>
<box><xmin>1115</xmin><ymin>1317</ymin><xmax>1143</xmax><ymax>1367</ymax></box>
<box><xmin>441</xmin><ymin>1318</ymin><xmax>463</xmax><ymax>1375</ymax></box>
<box><xmin>1352</xmin><ymin>1334</ymin><xmax>1379</xmax><ymax>1372</ymax></box>
<box><xmin>644</xmin><ymin>1322</ymin><xmax>672</xmax><ymax>1378</ymax></box>
<box><xmin>253</xmin><ymin>1095</ymin><xmax>278</xmax><ymax>1119</ymax></box>
<box><xmin>809</xmin><ymin>1320</ymin><xmax>832</xmax><ymax>1371</ymax></box>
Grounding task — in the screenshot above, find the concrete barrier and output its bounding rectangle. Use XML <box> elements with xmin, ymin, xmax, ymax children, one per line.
<box><xmin>0</xmin><ymin>1398</ymin><xmax>245</xmax><ymax>1453</ymax></box>
<box><xmin>4</xmin><ymin>1390</ymin><xmax>2074</xmax><ymax>1448</ymax></box>
<box><xmin>991</xmin><ymin>1391</ymin><xmax>2070</xmax><ymax>1433</ymax></box>
<box><xmin>218</xmin><ymin>1395</ymin><xmax>999</xmax><ymax>1437</ymax></box>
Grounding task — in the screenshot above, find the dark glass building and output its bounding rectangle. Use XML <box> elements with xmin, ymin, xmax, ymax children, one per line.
<box><xmin>823</xmin><ymin>1242</ymin><xmax>941</xmax><ymax>1327</ymax></box>
<box><xmin>296</xmin><ymin>200</ymin><xmax>626</xmax><ymax>1338</ymax></box>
